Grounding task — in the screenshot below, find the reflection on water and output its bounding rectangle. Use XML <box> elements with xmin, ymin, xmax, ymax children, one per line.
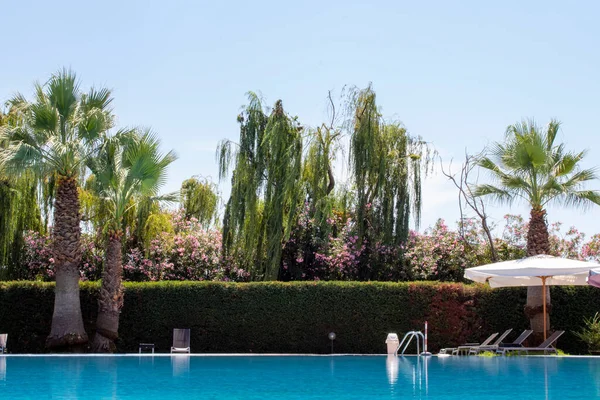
<box><xmin>385</xmin><ymin>356</ymin><xmax>600</xmax><ymax>400</ymax></box>
<box><xmin>384</xmin><ymin>356</ymin><xmax>572</xmax><ymax>399</ymax></box>
<box><xmin>386</xmin><ymin>356</ymin><xmax>430</xmax><ymax>395</ymax></box>
<box><xmin>172</xmin><ymin>355</ymin><xmax>190</xmax><ymax>376</ymax></box>
<box><xmin>139</xmin><ymin>354</ymin><xmax>155</xmax><ymax>367</ymax></box>
<box><xmin>2</xmin><ymin>355</ymin><xmax>600</xmax><ymax>399</ymax></box>
<box><xmin>386</xmin><ymin>356</ymin><xmax>398</xmax><ymax>385</ymax></box>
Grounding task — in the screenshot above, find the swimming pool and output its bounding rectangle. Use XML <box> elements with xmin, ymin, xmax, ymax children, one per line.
<box><xmin>0</xmin><ymin>355</ymin><xmax>598</xmax><ymax>399</ymax></box>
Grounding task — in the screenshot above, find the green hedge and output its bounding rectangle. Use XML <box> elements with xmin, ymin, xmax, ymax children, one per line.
<box><xmin>0</xmin><ymin>281</ymin><xmax>597</xmax><ymax>354</ymax></box>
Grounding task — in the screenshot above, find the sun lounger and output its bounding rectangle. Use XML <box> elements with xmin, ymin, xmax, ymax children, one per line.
<box><xmin>496</xmin><ymin>330</ymin><xmax>564</xmax><ymax>355</ymax></box>
<box><xmin>442</xmin><ymin>332</ymin><xmax>498</xmax><ymax>355</ymax></box>
<box><xmin>170</xmin><ymin>329</ymin><xmax>191</xmax><ymax>354</ymax></box>
<box><xmin>470</xmin><ymin>329</ymin><xmax>532</xmax><ymax>354</ymax></box>
<box><xmin>496</xmin><ymin>329</ymin><xmax>533</xmax><ymax>348</ymax></box>
<box><xmin>0</xmin><ymin>334</ymin><xmax>7</xmax><ymax>354</ymax></box>
<box><xmin>468</xmin><ymin>329</ymin><xmax>514</xmax><ymax>355</ymax></box>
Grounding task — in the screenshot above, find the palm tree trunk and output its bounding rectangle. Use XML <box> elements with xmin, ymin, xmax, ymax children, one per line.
<box><xmin>525</xmin><ymin>207</ymin><xmax>551</xmax><ymax>342</ymax></box>
<box><xmin>91</xmin><ymin>231</ymin><xmax>124</xmax><ymax>352</ymax></box>
<box><xmin>46</xmin><ymin>177</ymin><xmax>88</xmax><ymax>350</ymax></box>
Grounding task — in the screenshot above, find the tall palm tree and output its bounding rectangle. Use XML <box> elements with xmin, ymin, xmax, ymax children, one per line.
<box><xmin>475</xmin><ymin>119</ymin><xmax>600</xmax><ymax>338</ymax></box>
<box><xmin>0</xmin><ymin>69</ymin><xmax>114</xmax><ymax>349</ymax></box>
<box><xmin>88</xmin><ymin>129</ymin><xmax>176</xmax><ymax>352</ymax></box>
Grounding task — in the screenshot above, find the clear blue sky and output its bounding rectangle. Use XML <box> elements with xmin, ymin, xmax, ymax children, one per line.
<box><xmin>2</xmin><ymin>0</ymin><xmax>600</xmax><ymax>237</ymax></box>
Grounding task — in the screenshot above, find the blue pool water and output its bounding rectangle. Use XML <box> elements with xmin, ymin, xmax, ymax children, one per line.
<box><xmin>0</xmin><ymin>355</ymin><xmax>598</xmax><ymax>399</ymax></box>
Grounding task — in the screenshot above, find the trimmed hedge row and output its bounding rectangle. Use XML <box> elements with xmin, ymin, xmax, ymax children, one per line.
<box><xmin>0</xmin><ymin>281</ymin><xmax>597</xmax><ymax>354</ymax></box>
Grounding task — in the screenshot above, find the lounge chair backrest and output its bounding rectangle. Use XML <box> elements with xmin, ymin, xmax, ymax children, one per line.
<box><xmin>537</xmin><ymin>330</ymin><xmax>565</xmax><ymax>349</ymax></box>
<box><xmin>0</xmin><ymin>334</ymin><xmax>6</xmax><ymax>348</ymax></box>
<box><xmin>513</xmin><ymin>330</ymin><xmax>533</xmax><ymax>345</ymax></box>
<box><xmin>173</xmin><ymin>329</ymin><xmax>190</xmax><ymax>348</ymax></box>
<box><xmin>480</xmin><ymin>332</ymin><xmax>499</xmax><ymax>346</ymax></box>
<box><xmin>492</xmin><ymin>329</ymin><xmax>513</xmax><ymax>346</ymax></box>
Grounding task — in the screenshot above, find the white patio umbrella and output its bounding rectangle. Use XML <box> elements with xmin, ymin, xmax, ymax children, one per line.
<box><xmin>464</xmin><ymin>254</ymin><xmax>600</xmax><ymax>340</ymax></box>
<box><xmin>589</xmin><ymin>269</ymin><xmax>600</xmax><ymax>289</ymax></box>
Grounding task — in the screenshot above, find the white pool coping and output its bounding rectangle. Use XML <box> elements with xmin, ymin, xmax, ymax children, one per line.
<box><xmin>0</xmin><ymin>353</ymin><xmax>599</xmax><ymax>358</ymax></box>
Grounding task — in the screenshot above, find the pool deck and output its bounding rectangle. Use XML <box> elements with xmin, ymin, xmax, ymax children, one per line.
<box><xmin>0</xmin><ymin>353</ymin><xmax>598</xmax><ymax>358</ymax></box>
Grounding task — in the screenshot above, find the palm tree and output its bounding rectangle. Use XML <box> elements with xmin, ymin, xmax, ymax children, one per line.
<box><xmin>475</xmin><ymin>119</ymin><xmax>600</xmax><ymax>338</ymax></box>
<box><xmin>88</xmin><ymin>129</ymin><xmax>176</xmax><ymax>352</ymax></box>
<box><xmin>0</xmin><ymin>69</ymin><xmax>114</xmax><ymax>349</ymax></box>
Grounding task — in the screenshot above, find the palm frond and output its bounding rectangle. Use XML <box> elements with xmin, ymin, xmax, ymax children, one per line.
<box><xmin>47</xmin><ymin>68</ymin><xmax>79</xmax><ymax>121</ymax></box>
<box><xmin>553</xmin><ymin>150</ymin><xmax>586</xmax><ymax>177</ymax></box>
<box><xmin>560</xmin><ymin>190</ymin><xmax>600</xmax><ymax>209</ymax></box>
<box><xmin>88</xmin><ymin>128</ymin><xmax>177</xmax><ymax>229</ymax></box>
<box><xmin>545</xmin><ymin>119</ymin><xmax>561</xmax><ymax>150</ymax></box>
<box><xmin>560</xmin><ymin>168</ymin><xmax>599</xmax><ymax>190</ymax></box>
<box><xmin>1</xmin><ymin>69</ymin><xmax>114</xmax><ymax>181</ymax></box>
<box><xmin>473</xmin><ymin>184</ymin><xmax>514</xmax><ymax>205</ymax></box>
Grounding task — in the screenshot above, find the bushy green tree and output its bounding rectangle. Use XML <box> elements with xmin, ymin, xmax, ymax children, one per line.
<box><xmin>218</xmin><ymin>94</ymin><xmax>303</xmax><ymax>280</ymax></box>
<box><xmin>475</xmin><ymin>119</ymin><xmax>600</xmax><ymax>338</ymax></box>
<box><xmin>87</xmin><ymin>129</ymin><xmax>176</xmax><ymax>352</ymax></box>
<box><xmin>0</xmin><ymin>69</ymin><xmax>114</xmax><ymax>349</ymax></box>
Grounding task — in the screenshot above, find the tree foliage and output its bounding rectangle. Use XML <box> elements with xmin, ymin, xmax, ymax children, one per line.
<box><xmin>475</xmin><ymin>119</ymin><xmax>600</xmax><ymax>211</ymax></box>
<box><xmin>475</xmin><ymin>119</ymin><xmax>600</xmax><ymax>338</ymax></box>
<box><xmin>180</xmin><ymin>176</ymin><xmax>218</xmax><ymax>226</ymax></box>
<box><xmin>347</xmin><ymin>85</ymin><xmax>434</xmax><ymax>247</ymax></box>
<box><xmin>87</xmin><ymin>128</ymin><xmax>177</xmax><ymax>235</ymax></box>
<box><xmin>217</xmin><ymin>94</ymin><xmax>303</xmax><ymax>280</ymax></box>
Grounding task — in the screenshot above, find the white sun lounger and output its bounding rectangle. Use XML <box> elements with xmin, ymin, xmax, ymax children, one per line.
<box><xmin>170</xmin><ymin>329</ymin><xmax>191</xmax><ymax>353</ymax></box>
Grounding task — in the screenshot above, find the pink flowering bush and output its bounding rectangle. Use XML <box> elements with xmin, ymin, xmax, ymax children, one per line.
<box><xmin>21</xmin><ymin>212</ymin><xmax>251</xmax><ymax>282</ymax></box>
<box><xmin>22</xmin><ymin>231</ymin><xmax>103</xmax><ymax>281</ymax></box>
<box><xmin>281</xmin><ymin>204</ymin><xmax>408</xmax><ymax>281</ymax></box>
<box><xmin>22</xmin><ymin>231</ymin><xmax>54</xmax><ymax>281</ymax></box>
<box><xmin>582</xmin><ymin>234</ymin><xmax>600</xmax><ymax>261</ymax></box>
<box><xmin>500</xmin><ymin>214</ymin><xmax>587</xmax><ymax>259</ymax></box>
<box><xmin>403</xmin><ymin>219</ymin><xmax>483</xmax><ymax>281</ymax></box>
<box><xmin>18</xmin><ymin>209</ymin><xmax>600</xmax><ymax>283</ymax></box>
<box><xmin>124</xmin><ymin>213</ymin><xmax>250</xmax><ymax>282</ymax></box>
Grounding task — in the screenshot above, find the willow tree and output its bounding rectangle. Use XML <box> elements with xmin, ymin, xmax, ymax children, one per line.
<box><xmin>301</xmin><ymin>125</ymin><xmax>339</xmax><ymax>243</ymax></box>
<box><xmin>180</xmin><ymin>176</ymin><xmax>218</xmax><ymax>226</ymax></box>
<box><xmin>0</xmin><ymin>112</ymin><xmax>43</xmax><ymax>278</ymax></box>
<box><xmin>302</xmin><ymin>91</ymin><xmax>343</xmax><ymax>243</ymax></box>
<box><xmin>347</xmin><ymin>85</ymin><xmax>433</xmax><ymax>278</ymax></box>
<box><xmin>87</xmin><ymin>129</ymin><xmax>176</xmax><ymax>351</ymax></box>
<box><xmin>475</xmin><ymin>119</ymin><xmax>600</xmax><ymax>338</ymax></box>
<box><xmin>349</xmin><ymin>85</ymin><xmax>432</xmax><ymax>243</ymax></box>
<box><xmin>217</xmin><ymin>93</ymin><xmax>303</xmax><ymax>280</ymax></box>
<box><xmin>0</xmin><ymin>69</ymin><xmax>114</xmax><ymax>349</ymax></box>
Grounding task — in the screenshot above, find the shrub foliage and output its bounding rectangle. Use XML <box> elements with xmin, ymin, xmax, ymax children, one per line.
<box><xmin>0</xmin><ymin>281</ymin><xmax>597</xmax><ymax>354</ymax></box>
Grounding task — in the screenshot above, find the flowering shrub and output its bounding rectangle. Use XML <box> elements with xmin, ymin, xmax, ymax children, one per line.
<box><xmin>316</xmin><ymin>220</ymin><xmax>364</xmax><ymax>280</ymax></box>
<box><xmin>17</xmin><ymin>210</ymin><xmax>600</xmax><ymax>284</ymax></box>
<box><xmin>403</xmin><ymin>219</ymin><xmax>482</xmax><ymax>282</ymax></box>
<box><xmin>22</xmin><ymin>231</ymin><xmax>103</xmax><ymax>281</ymax></box>
<box><xmin>500</xmin><ymin>214</ymin><xmax>587</xmax><ymax>259</ymax></box>
<box><xmin>123</xmin><ymin>213</ymin><xmax>250</xmax><ymax>282</ymax></box>
<box><xmin>22</xmin><ymin>231</ymin><xmax>54</xmax><ymax>281</ymax></box>
<box><xmin>80</xmin><ymin>235</ymin><xmax>104</xmax><ymax>281</ymax></box>
<box><xmin>281</xmin><ymin>203</ymin><xmax>371</xmax><ymax>281</ymax></box>
<box><xmin>21</xmin><ymin>214</ymin><xmax>251</xmax><ymax>282</ymax></box>
<box><xmin>582</xmin><ymin>234</ymin><xmax>600</xmax><ymax>261</ymax></box>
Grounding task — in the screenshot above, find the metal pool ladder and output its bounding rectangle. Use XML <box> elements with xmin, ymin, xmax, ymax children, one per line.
<box><xmin>396</xmin><ymin>331</ymin><xmax>425</xmax><ymax>356</ymax></box>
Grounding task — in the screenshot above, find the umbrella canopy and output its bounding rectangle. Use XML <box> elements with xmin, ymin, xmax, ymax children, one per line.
<box><xmin>589</xmin><ymin>269</ymin><xmax>600</xmax><ymax>289</ymax></box>
<box><xmin>465</xmin><ymin>255</ymin><xmax>600</xmax><ymax>288</ymax></box>
<box><xmin>464</xmin><ymin>254</ymin><xmax>600</xmax><ymax>340</ymax></box>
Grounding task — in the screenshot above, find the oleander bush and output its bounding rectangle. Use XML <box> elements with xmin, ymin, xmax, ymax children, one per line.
<box><xmin>0</xmin><ymin>281</ymin><xmax>597</xmax><ymax>354</ymax></box>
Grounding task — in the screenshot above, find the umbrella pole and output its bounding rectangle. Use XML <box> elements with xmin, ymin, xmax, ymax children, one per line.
<box><xmin>542</xmin><ymin>276</ymin><xmax>547</xmax><ymax>341</ymax></box>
